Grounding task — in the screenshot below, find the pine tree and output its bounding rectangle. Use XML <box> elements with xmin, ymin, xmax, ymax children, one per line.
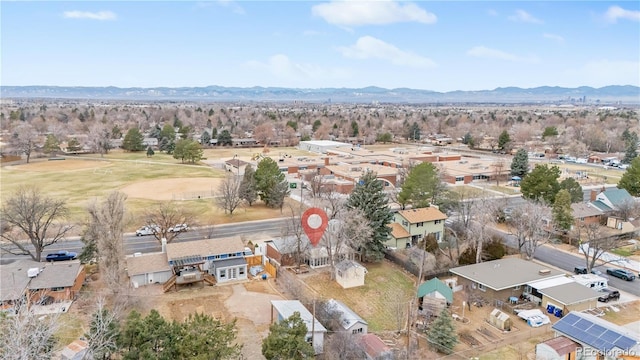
<box><xmin>510</xmin><ymin>149</ymin><xmax>529</xmax><ymax>177</ymax></box>
<box><xmin>559</xmin><ymin>178</ymin><xmax>583</xmax><ymax>203</ymax></box>
<box><xmin>254</xmin><ymin>158</ymin><xmax>289</xmax><ymax>208</ymax></box>
<box><xmin>122</xmin><ymin>128</ymin><xmax>145</xmax><ymax>151</ymax></box>
<box><xmin>498</xmin><ymin>130</ymin><xmax>511</xmax><ymax>150</ymax></box>
<box><xmin>346</xmin><ymin>170</ymin><xmax>393</xmax><ymax>261</ymax></box>
<box><xmin>520</xmin><ymin>164</ymin><xmax>561</xmax><ymax>203</ymax></box>
<box><xmin>621</xmin><ymin>129</ymin><xmax>638</xmax><ymax>164</ymax></box>
<box><xmin>397</xmin><ymin>162</ymin><xmax>440</xmax><ymax>208</ymax></box>
<box><xmin>146</xmin><ymin>146</ymin><xmax>154</xmax><ymax>157</ymax></box>
<box><xmin>552</xmin><ymin>189</ymin><xmax>573</xmax><ymax>231</ymax></box>
<box><xmin>67</xmin><ymin>137</ymin><xmax>82</xmax><ymax>153</ymax></box>
<box><xmin>426</xmin><ymin>309</ymin><xmax>458</xmax><ymax>355</ymax></box>
<box><xmin>43</xmin><ymin>134</ymin><xmax>60</xmax><ymax>156</ymax></box>
<box><xmin>618</xmin><ymin>157</ymin><xmax>640</xmax><ymax>196</ymax></box>
<box><xmin>239</xmin><ymin>164</ymin><xmax>258</xmax><ymax>206</ymax></box>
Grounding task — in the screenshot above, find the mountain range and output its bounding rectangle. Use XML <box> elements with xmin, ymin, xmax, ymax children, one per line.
<box><xmin>1</xmin><ymin>85</ymin><xmax>639</xmax><ymax>104</ymax></box>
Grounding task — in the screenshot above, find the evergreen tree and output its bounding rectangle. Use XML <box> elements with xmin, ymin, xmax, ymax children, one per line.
<box><xmin>217</xmin><ymin>129</ymin><xmax>233</xmax><ymax>146</ymax></box>
<box><xmin>559</xmin><ymin>178</ymin><xmax>583</xmax><ymax>203</ymax></box>
<box><xmin>552</xmin><ymin>189</ymin><xmax>573</xmax><ymax>231</ymax></box>
<box><xmin>407</xmin><ymin>122</ymin><xmax>421</xmax><ymax>141</ymax></box>
<box><xmin>346</xmin><ymin>170</ymin><xmax>393</xmax><ymax>261</ymax></box>
<box><xmin>112</xmin><ymin>125</ymin><xmax>123</xmax><ymax>139</ymax></box>
<box><xmin>510</xmin><ymin>149</ymin><xmax>529</xmax><ymax>177</ymax></box>
<box><xmin>397</xmin><ymin>162</ymin><xmax>440</xmax><ymax>209</ymax></box>
<box><xmin>621</xmin><ymin>128</ymin><xmax>639</xmax><ymax>164</ymax></box>
<box><xmin>67</xmin><ymin>137</ymin><xmax>82</xmax><ymax>153</ymax></box>
<box><xmin>146</xmin><ymin>146</ymin><xmax>154</xmax><ymax>157</ymax></box>
<box><xmin>520</xmin><ymin>164</ymin><xmax>561</xmax><ymax>203</ymax></box>
<box><xmin>178</xmin><ymin>313</ymin><xmax>242</xmax><ymax>359</ymax></box>
<box><xmin>618</xmin><ymin>157</ymin><xmax>640</xmax><ymax>196</ymax></box>
<box><xmin>239</xmin><ymin>164</ymin><xmax>258</xmax><ymax>206</ymax></box>
<box><xmin>498</xmin><ymin>130</ymin><xmax>511</xmax><ymax>150</ymax></box>
<box><xmin>462</xmin><ymin>132</ymin><xmax>473</xmax><ymax>146</ymax></box>
<box><xmin>350</xmin><ymin>120</ymin><xmax>359</xmax><ymax>137</ymax></box>
<box><xmin>159</xmin><ymin>124</ymin><xmax>176</xmax><ymax>153</ymax></box>
<box><xmin>542</xmin><ymin>126</ymin><xmax>558</xmax><ymax>140</ymax></box>
<box><xmin>200</xmin><ymin>130</ymin><xmax>211</xmax><ymax>146</ymax></box>
<box><xmin>262</xmin><ymin>312</ymin><xmax>315</xmax><ymax>360</ymax></box>
<box><xmin>173</xmin><ymin>139</ymin><xmax>203</xmax><ymax>163</ymax></box>
<box><xmin>122</xmin><ymin>128</ymin><xmax>145</xmax><ymax>152</ymax></box>
<box><xmin>254</xmin><ymin>157</ymin><xmax>289</xmax><ymax>208</ymax></box>
<box><xmin>43</xmin><ymin>134</ymin><xmax>60</xmax><ymax>156</ymax></box>
<box><xmin>426</xmin><ymin>309</ymin><xmax>458</xmax><ymax>355</ymax></box>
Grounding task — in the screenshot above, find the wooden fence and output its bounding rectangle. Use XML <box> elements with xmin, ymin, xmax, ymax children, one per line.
<box><xmin>245</xmin><ymin>255</ymin><xmax>262</xmax><ymax>267</ymax></box>
<box><xmin>265</xmin><ymin>262</ymin><xmax>277</xmax><ymax>278</ymax></box>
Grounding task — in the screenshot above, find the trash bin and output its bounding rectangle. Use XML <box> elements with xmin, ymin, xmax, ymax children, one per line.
<box><xmin>262</xmin><ymin>274</ymin><xmax>268</xmax><ymax>280</ymax></box>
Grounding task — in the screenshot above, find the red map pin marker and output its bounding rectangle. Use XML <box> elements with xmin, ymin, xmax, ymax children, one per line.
<box><xmin>301</xmin><ymin>207</ymin><xmax>328</xmax><ymax>247</ymax></box>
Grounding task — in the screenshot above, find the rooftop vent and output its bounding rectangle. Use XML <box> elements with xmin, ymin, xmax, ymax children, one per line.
<box><xmin>27</xmin><ymin>268</ymin><xmax>40</xmax><ymax>278</ymax></box>
<box><xmin>538</xmin><ymin>269</ymin><xmax>551</xmax><ymax>275</ymax></box>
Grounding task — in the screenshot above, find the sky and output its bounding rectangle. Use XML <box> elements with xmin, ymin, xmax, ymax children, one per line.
<box><xmin>1</xmin><ymin>1</ymin><xmax>639</xmax><ymax>92</ymax></box>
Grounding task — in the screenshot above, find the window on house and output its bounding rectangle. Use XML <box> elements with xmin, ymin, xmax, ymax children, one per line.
<box><xmin>402</xmin><ymin>220</ymin><xmax>408</xmax><ymax>226</ymax></box>
<box><xmin>417</xmin><ymin>222</ymin><xmax>424</xmax><ymax>227</ymax></box>
<box><xmin>51</xmin><ymin>287</ymin><xmax>65</xmax><ymax>292</ymax></box>
<box><xmin>352</xmin><ymin>328</ymin><xmax>363</xmax><ymax>334</ymax></box>
<box><xmin>514</xmin><ymin>285</ymin><xmax>521</xmax><ymax>290</ymax></box>
<box><xmin>435</xmin><ymin>220</ymin><xmax>442</xmax><ymax>224</ymax></box>
<box><xmin>477</xmin><ymin>283</ymin><xmax>486</xmax><ymax>292</ymax></box>
<box><xmin>239</xmin><ymin>267</ymin><xmax>245</xmax><ymax>275</ymax></box>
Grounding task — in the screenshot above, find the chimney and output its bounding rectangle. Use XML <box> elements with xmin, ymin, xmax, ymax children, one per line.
<box><xmin>324</xmin><ymin>157</ymin><xmax>329</xmax><ymax>166</ymax></box>
<box><xmin>590</xmin><ymin>189</ymin><xmax>598</xmax><ymax>201</ymax></box>
<box><xmin>161</xmin><ymin>238</ymin><xmax>167</xmax><ymax>253</ymax></box>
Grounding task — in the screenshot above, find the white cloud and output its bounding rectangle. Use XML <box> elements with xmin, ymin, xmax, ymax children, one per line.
<box><xmin>312</xmin><ymin>0</ymin><xmax>436</xmax><ymax>27</ymax></box>
<box><xmin>63</xmin><ymin>11</ymin><xmax>117</xmax><ymax>21</ymax></box>
<box><xmin>339</xmin><ymin>36</ymin><xmax>436</xmax><ymax>68</ymax></box>
<box><xmin>543</xmin><ymin>33</ymin><xmax>564</xmax><ymax>43</ymax></box>
<box><xmin>216</xmin><ymin>0</ymin><xmax>245</xmax><ymax>15</ymax></box>
<box><xmin>563</xmin><ymin>60</ymin><xmax>640</xmax><ymax>87</ymax></box>
<box><xmin>604</xmin><ymin>6</ymin><xmax>640</xmax><ymax>23</ymax></box>
<box><xmin>508</xmin><ymin>9</ymin><xmax>543</xmax><ymax>24</ymax></box>
<box><xmin>467</xmin><ymin>46</ymin><xmax>539</xmax><ymax>63</ymax></box>
<box><xmin>244</xmin><ymin>54</ymin><xmax>350</xmax><ymax>84</ymax></box>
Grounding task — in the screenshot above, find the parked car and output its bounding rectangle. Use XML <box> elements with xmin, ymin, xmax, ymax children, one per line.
<box><xmin>46</xmin><ymin>250</ymin><xmax>77</xmax><ymax>262</ymax></box>
<box><xmin>597</xmin><ymin>289</ymin><xmax>620</xmax><ymax>303</ymax></box>
<box><xmin>574</xmin><ymin>266</ymin><xmax>588</xmax><ymax>275</ymax></box>
<box><xmin>168</xmin><ymin>223</ymin><xmax>189</xmax><ymax>233</ymax></box>
<box><xmin>606</xmin><ymin>268</ymin><xmax>636</xmax><ymax>281</ymax></box>
<box><xmin>135</xmin><ymin>225</ymin><xmax>159</xmax><ymax>236</ymax></box>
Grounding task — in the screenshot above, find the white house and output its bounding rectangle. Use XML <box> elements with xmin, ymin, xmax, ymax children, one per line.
<box><xmin>335</xmin><ymin>259</ymin><xmax>367</xmax><ymax>289</ymax></box>
<box><xmin>271</xmin><ymin>300</ymin><xmax>327</xmax><ymax>355</ymax></box>
<box><xmin>326</xmin><ymin>298</ymin><xmax>368</xmax><ymax>335</ymax></box>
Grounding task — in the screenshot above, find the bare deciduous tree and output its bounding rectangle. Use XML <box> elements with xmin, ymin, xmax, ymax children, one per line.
<box><xmin>0</xmin><ymin>299</ymin><xmax>60</xmax><ymax>360</ymax></box>
<box><xmin>322</xmin><ymin>207</ymin><xmax>372</xmax><ymax>279</ymax></box>
<box><xmin>10</xmin><ymin>122</ymin><xmax>39</xmax><ymax>163</ymax></box>
<box><xmin>216</xmin><ymin>173</ymin><xmax>242</xmax><ymax>215</ymax></box>
<box><xmin>86</xmin><ymin>191</ymin><xmax>127</xmax><ymax>291</ymax></box>
<box><xmin>84</xmin><ymin>295</ymin><xmax>125</xmax><ymax>360</ymax></box>
<box><xmin>575</xmin><ymin>223</ymin><xmax>624</xmax><ymax>271</ymax></box>
<box><xmin>0</xmin><ymin>186</ymin><xmax>72</xmax><ymax>261</ymax></box>
<box><xmin>281</xmin><ymin>205</ymin><xmax>309</xmax><ymax>270</ymax></box>
<box><xmin>324</xmin><ymin>331</ymin><xmax>366</xmax><ymax>360</ymax></box>
<box><xmin>507</xmin><ymin>200</ymin><xmax>552</xmax><ymax>259</ymax></box>
<box><xmin>86</xmin><ymin>123</ymin><xmax>112</xmax><ymax>157</ymax></box>
<box><xmin>144</xmin><ymin>202</ymin><xmax>195</xmax><ymax>243</ymax></box>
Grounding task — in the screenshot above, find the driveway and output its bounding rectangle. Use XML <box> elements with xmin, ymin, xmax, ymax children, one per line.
<box><xmin>224</xmin><ymin>281</ymin><xmax>285</xmax><ymax>360</ymax></box>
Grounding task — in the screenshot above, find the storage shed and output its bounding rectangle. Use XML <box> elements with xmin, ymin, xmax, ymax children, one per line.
<box><xmin>489</xmin><ymin>308</ymin><xmax>512</xmax><ymax>331</ymax></box>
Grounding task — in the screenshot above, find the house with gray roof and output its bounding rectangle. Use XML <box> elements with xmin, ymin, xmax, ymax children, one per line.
<box><xmin>326</xmin><ymin>298</ymin><xmax>368</xmax><ymax>334</ymax></box>
<box><xmin>0</xmin><ymin>259</ymin><xmax>41</xmax><ymax>310</ymax></box>
<box><xmin>271</xmin><ymin>300</ymin><xmax>327</xmax><ymax>355</ymax></box>
<box><xmin>126</xmin><ymin>252</ymin><xmax>173</xmax><ymax>287</ymax></box>
<box><xmin>450</xmin><ymin>258</ymin><xmax>564</xmax><ymax>304</ymax></box>
<box><xmin>571</xmin><ymin>202</ymin><xmax>603</xmax><ymax>226</ymax></box>
<box><xmin>537</xmin><ymin>282</ymin><xmax>601</xmax><ymax>316</ymax></box>
<box><xmin>27</xmin><ymin>260</ymin><xmax>86</xmax><ymax>307</ymax></box>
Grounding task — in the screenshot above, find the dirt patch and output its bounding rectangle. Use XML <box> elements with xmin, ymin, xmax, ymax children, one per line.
<box><xmin>120</xmin><ymin>177</ymin><xmax>224</xmax><ymax>200</ymax></box>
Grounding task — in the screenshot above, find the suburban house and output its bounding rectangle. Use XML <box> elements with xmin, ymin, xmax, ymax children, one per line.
<box><xmin>571</xmin><ymin>202</ymin><xmax>603</xmax><ymax>226</ymax></box>
<box><xmin>27</xmin><ymin>261</ymin><xmax>86</xmax><ymax>306</ymax></box>
<box><xmin>265</xmin><ymin>235</ymin><xmax>357</xmax><ymax>269</ymax></box>
<box><xmin>549</xmin><ymin>312</ymin><xmax>640</xmax><ymax>360</ymax></box>
<box><xmin>417</xmin><ymin>277</ymin><xmax>454</xmax><ymax>309</ymax></box>
<box><xmin>61</xmin><ymin>339</ymin><xmax>89</xmax><ymax>360</ymax></box>
<box><xmin>449</xmin><ymin>258</ymin><xmax>565</xmax><ymax>304</ymax></box>
<box><xmin>524</xmin><ymin>276</ymin><xmax>601</xmax><ymax>316</ymax></box>
<box><xmin>326</xmin><ymin>298</ymin><xmax>368</xmax><ymax>334</ymax></box>
<box><xmin>589</xmin><ymin>188</ymin><xmax>635</xmax><ymax>213</ymax></box>
<box><xmin>334</xmin><ymin>259</ymin><xmax>367</xmax><ymax>289</ymax></box>
<box><xmin>270</xmin><ymin>300</ymin><xmax>327</xmax><ymax>355</ymax></box>
<box><xmin>359</xmin><ymin>334</ymin><xmax>393</xmax><ymax>360</ymax></box>
<box><xmin>387</xmin><ymin>207</ymin><xmax>447</xmax><ymax>249</ymax></box>
<box><xmin>126</xmin><ymin>252</ymin><xmax>173</xmax><ymax>288</ymax></box>
<box><xmin>166</xmin><ymin>236</ymin><xmax>248</xmax><ymax>284</ymax></box>
<box><xmin>0</xmin><ymin>260</ymin><xmax>87</xmax><ymax>309</ymax></box>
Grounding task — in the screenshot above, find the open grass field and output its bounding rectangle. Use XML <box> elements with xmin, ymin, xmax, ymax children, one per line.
<box><xmin>303</xmin><ymin>261</ymin><xmax>416</xmax><ymax>332</ymax></box>
<box><xmin>0</xmin><ymin>148</ymin><xmax>306</xmax><ymax>231</ymax></box>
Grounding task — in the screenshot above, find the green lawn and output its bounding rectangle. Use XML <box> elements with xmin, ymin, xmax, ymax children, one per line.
<box><xmin>304</xmin><ymin>261</ymin><xmax>415</xmax><ymax>332</ymax></box>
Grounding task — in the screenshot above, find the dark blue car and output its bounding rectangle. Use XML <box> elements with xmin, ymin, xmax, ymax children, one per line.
<box><xmin>45</xmin><ymin>251</ymin><xmax>77</xmax><ymax>262</ymax></box>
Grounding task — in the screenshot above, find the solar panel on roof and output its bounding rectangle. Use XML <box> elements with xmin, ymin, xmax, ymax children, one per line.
<box><xmin>600</xmin><ymin>331</ymin><xmax>620</xmax><ymax>343</ymax></box>
<box><xmin>614</xmin><ymin>337</ymin><xmax>637</xmax><ymax>350</ymax></box>
<box><xmin>576</xmin><ymin>319</ymin><xmax>592</xmax><ymax>328</ymax></box>
<box><xmin>586</xmin><ymin>324</ymin><xmax>606</xmax><ymax>336</ymax></box>
<box><xmin>562</xmin><ymin>313</ymin><xmax>580</xmax><ymax>324</ymax></box>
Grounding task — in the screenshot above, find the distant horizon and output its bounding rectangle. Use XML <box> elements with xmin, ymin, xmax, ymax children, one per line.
<box><xmin>4</xmin><ymin>84</ymin><xmax>639</xmax><ymax>92</ymax></box>
<box><xmin>2</xmin><ymin>1</ymin><xmax>638</xmax><ymax>92</ymax></box>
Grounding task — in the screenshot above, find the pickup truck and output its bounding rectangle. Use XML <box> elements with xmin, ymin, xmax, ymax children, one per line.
<box><xmin>46</xmin><ymin>251</ymin><xmax>78</xmax><ymax>262</ymax></box>
<box><xmin>606</xmin><ymin>268</ymin><xmax>636</xmax><ymax>281</ymax></box>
